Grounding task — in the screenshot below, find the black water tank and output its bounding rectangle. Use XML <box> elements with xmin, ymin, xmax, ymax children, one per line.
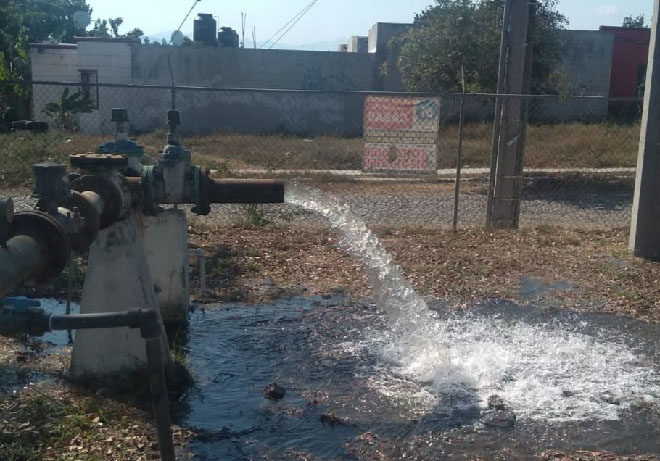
<box><xmin>194</xmin><ymin>13</ymin><xmax>217</xmax><ymax>46</ymax></box>
<box><xmin>218</xmin><ymin>27</ymin><xmax>239</xmax><ymax>48</ymax></box>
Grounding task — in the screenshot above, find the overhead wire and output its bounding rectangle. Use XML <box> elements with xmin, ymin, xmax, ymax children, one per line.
<box><xmin>171</xmin><ymin>0</ymin><xmax>201</xmax><ymax>44</ymax></box>
<box><xmin>260</xmin><ymin>0</ymin><xmax>319</xmax><ymax>49</ymax></box>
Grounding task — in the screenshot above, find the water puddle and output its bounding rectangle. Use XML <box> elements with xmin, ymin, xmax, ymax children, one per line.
<box><xmin>180</xmin><ymin>297</ymin><xmax>660</xmax><ymax>459</ymax></box>
<box><xmin>0</xmin><ymin>298</ymin><xmax>79</xmax><ymax>396</ymax></box>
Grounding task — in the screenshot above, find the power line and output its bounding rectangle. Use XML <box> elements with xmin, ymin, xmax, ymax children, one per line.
<box><xmin>268</xmin><ymin>0</ymin><xmax>318</xmax><ymax>49</ymax></box>
<box><xmin>171</xmin><ymin>0</ymin><xmax>201</xmax><ymax>44</ymax></box>
<box><xmin>260</xmin><ymin>0</ymin><xmax>319</xmax><ymax>49</ymax></box>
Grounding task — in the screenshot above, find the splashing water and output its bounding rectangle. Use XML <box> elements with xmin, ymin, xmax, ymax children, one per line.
<box><xmin>285</xmin><ymin>183</ymin><xmax>440</xmax><ymax>363</ymax></box>
<box><xmin>284</xmin><ymin>182</ymin><xmax>660</xmax><ymax>423</ymax></box>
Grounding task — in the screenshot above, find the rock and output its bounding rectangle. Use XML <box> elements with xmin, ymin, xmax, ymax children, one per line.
<box><xmin>483</xmin><ymin>410</ymin><xmax>516</xmax><ymax>428</ymax></box>
<box><xmin>600</xmin><ymin>391</ymin><xmax>620</xmax><ymax>405</ymax></box>
<box><xmin>487</xmin><ymin>394</ymin><xmax>507</xmax><ymax>411</ymax></box>
<box><xmin>96</xmin><ymin>387</ymin><xmax>115</xmax><ymax>397</ymax></box>
<box><xmin>319</xmin><ymin>413</ymin><xmax>347</xmax><ymax>427</ymax></box>
<box><xmin>262</xmin><ymin>382</ymin><xmax>286</xmax><ymax>400</ymax></box>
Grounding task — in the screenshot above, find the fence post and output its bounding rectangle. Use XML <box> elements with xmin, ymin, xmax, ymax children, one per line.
<box><xmin>167</xmin><ymin>54</ymin><xmax>176</xmax><ymax>111</ymax></box>
<box><xmin>630</xmin><ymin>0</ymin><xmax>660</xmax><ymax>260</ymax></box>
<box><xmin>453</xmin><ymin>74</ymin><xmax>467</xmax><ymax>231</ymax></box>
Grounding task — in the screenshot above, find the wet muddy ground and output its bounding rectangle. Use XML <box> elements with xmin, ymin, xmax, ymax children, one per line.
<box><xmin>178</xmin><ymin>296</ymin><xmax>660</xmax><ymax>460</ymax></box>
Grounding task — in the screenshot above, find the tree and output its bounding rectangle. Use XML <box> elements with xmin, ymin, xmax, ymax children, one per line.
<box><xmin>17</xmin><ymin>0</ymin><xmax>91</xmax><ymax>43</ymax></box>
<box><xmin>42</xmin><ymin>86</ymin><xmax>94</xmax><ymax>131</ymax></box>
<box><xmin>88</xmin><ymin>16</ymin><xmax>143</xmax><ymax>39</ymax></box>
<box><xmin>0</xmin><ymin>0</ymin><xmax>30</xmax><ymax>126</ymax></box>
<box><xmin>395</xmin><ymin>0</ymin><xmax>568</xmax><ymax>94</ymax></box>
<box><xmin>623</xmin><ymin>14</ymin><xmax>646</xmax><ymax>28</ymax></box>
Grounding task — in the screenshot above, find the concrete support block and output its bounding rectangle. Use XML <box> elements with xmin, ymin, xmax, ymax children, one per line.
<box><xmin>143</xmin><ymin>209</ymin><xmax>190</xmax><ymax>324</ymax></box>
<box><xmin>70</xmin><ymin>213</ymin><xmax>169</xmax><ymax>378</ymax></box>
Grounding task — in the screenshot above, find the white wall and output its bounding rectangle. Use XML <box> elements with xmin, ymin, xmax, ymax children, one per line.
<box><xmin>30</xmin><ymin>45</ymin><xmax>78</xmax><ymax>123</ymax></box>
<box><xmin>30</xmin><ymin>39</ymin><xmax>136</xmax><ymax>133</ymax></box>
<box><xmin>76</xmin><ymin>39</ymin><xmax>134</xmax><ymax>134</ymax></box>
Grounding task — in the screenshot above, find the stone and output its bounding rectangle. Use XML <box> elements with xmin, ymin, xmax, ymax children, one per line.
<box><xmin>484</xmin><ymin>410</ymin><xmax>516</xmax><ymax>428</ymax></box>
<box><xmin>487</xmin><ymin>394</ymin><xmax>507</xmax><ymax>411</ymax></box>
<box><xmin>262</xmin><ymin>382</ymin><xmax>286</xmax><ymax>400</ymax></box>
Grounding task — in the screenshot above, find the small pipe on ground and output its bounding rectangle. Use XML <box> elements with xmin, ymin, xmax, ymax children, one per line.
<box><xmin>0</xmin><ymin>307</ymin><xmax>175</xmax><ymax>461</ymax></box>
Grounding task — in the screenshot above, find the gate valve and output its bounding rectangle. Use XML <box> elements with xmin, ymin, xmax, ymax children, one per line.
<box><xmin>0</xmin><ymin>298</ymin><xmax>49</xmax><ymax>338</ymax></box>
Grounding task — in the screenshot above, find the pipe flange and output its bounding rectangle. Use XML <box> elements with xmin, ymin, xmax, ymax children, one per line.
<box><xmin>141</xmin><ymin>165</ymin><xmax>157</xmax><ymax>216</ymax></box>
<box><xmin>11</xmin><ymin>211</ymin><xmax>69</xmax><ymax>282</ymax></box>
<box><xmin>70</xmin><ymin>153</ymin><xmax>128</xmax><ymax>173</ymax></box>
<box><xmin>192</xmin><ymin>167</ymin><xmax>211</xmax><ymax>216</ymax></box>
<box><xmin>65</xmin><ymin>191</ymin><xmax>100</xmax><ymax>253</ymax></box>
<box><xmin>70</xmin><ymin>175</ymin><xmax>124</xmax><ymax>229</ymax></box>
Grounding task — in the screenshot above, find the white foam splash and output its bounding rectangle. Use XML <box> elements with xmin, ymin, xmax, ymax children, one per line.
<box><xmin>285</xmin><ymin>182</ymin><xmax>660</xmax><ymax>422</ymax></box>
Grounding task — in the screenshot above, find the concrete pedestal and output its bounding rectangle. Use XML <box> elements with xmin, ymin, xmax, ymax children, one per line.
<box><xmin>70</xmin><ymin>213</ymin><xmax>170</xmax><ymax>378</ymax></box>
<box><xmin>143</xmin><ymin>209</ymin><xmax>190</xmax><ymax>324</ymax></box>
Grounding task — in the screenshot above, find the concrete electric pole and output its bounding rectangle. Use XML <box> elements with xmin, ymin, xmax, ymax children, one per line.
<box><xmin>487</xmin><ymin>0</ymin><xmax>535</xmax><ymax>229</ymax></box>
<box><xmin>630</xmin><ymin>0</ymin><xmax>660</xmax><ymax>260</ymax></box>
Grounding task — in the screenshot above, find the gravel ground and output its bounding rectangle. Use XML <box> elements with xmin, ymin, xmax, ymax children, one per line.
<box><xmin>185</xmin><ymin>192</ymin><xmax>632</xmax><ymax>230</ymax></box>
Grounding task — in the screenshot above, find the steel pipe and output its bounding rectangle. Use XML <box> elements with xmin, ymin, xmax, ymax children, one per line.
<box><xmin>0</xmin><ymin>188</ymin><xmax>109</xmax><ymax>297</ymax></box>
<box><xmin>210</xmin><ymin>179</ymin><xmax>285</xmax><ymax>204</ymax></box>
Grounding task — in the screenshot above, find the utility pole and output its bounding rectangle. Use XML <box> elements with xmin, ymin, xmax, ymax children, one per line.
<box><xmin>487</xmin><ymin>0</ymin><xmax>535</xmax><ymax>229</ymax></box>
<box><xmin>630</xmin><ymin>0</ymin><xmax>660</xmax><ymax>260</ymax></box>
<box><xmin>241</xmin><ymin>12</ymin><xmax>247</xmax><ymax>48</ymax></box>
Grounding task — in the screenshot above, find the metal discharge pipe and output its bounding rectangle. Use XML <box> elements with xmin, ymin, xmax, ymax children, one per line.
<box><xmin>210</xmin><ymin>179</ymin><xmax>285</xmax><ymax>204</ymax></box>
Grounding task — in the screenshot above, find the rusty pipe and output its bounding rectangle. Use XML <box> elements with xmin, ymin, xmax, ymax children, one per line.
<box><xmin>0</xmin><ymin>188</ymin><xmax>107</xmax><ymax>297</ymax></box>
<box><xmin>0</xmin><ymin>235</ymin><xmax>45</xmax><ymax>298</ymax></box>
<box><xmin>209</xmin><ymin>179</ymin><xmax>285</xmax><ymax>204</ymax></box>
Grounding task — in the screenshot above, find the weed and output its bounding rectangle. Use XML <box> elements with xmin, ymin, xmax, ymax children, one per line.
<box><xmin>242</xmin><ymin>204</ymin><xmax>270</xmax><ymax>228</ymax></box>
<box><xmin>207</xmin><ymin>255</ymin><xmax>237</xmax><ymax>278</ymax></box>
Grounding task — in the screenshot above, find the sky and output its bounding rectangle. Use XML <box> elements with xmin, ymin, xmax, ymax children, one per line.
<box><xmin>85</xmin><ymin>0</ymin><xmax>655</xmax><ymax>50</ymax></box>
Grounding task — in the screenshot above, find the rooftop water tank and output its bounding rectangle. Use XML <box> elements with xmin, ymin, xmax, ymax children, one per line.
<box><xmin>194</xmin><ymin>13</ymin><xmax>217</xmax><ymax>46</ymax></box>
<box><xmin>218</xmin><ymin>27</ymin><xmax>239</xmax><ymax>48</ymax></box>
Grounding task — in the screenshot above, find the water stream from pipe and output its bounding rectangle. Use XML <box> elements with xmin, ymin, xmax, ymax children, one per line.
<box><xmin>284</xmin><ymin>182</ymin><xmax>660</xmax><ymax>423</ymax></box>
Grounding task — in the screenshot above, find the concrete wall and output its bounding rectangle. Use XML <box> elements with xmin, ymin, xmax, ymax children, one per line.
<box><xmin>131</xmin><ymin>45</ymin><xmax>376</xmax><ymax>90</ymax></box>
<box><xmin>29</xmin><ymin>26</ymin><xmax>620</xmax><ymax>136</ymax></box>
<box><xmin>130</xmin><ymin>88</ymin><xmax>365</xmax><ymax>137</ymax></box>
<box><xmin>348</xmin><ymin>36</ymin><xmax>368</xmax><ymax>53</ymax></box>
<box><xmin>368</xmin><ymin>23</ymin><xmax>412</xmax><ymax>91</ymax></box>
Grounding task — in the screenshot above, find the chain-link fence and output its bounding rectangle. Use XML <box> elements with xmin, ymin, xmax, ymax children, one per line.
<box><xmin>0</xmin><ymin>80</ymin><xmax>641</xmax><ymax>230</ymax></box>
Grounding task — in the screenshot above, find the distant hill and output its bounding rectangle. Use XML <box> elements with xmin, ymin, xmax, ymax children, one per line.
<box><xmin>145</xmin><ymin>31</ymin><xmax>343</xmax><ymax>51</ymax></box>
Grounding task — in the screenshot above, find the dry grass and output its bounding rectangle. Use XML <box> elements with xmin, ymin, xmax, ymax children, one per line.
<box><xmin>438</xmin><ymin>122</ymin><xmax>640</xmax><ymax>169</ymax></box>
<box><xmin>0</xmin><ymin>122</ymin><xmax>641</xmax><ymax>186</ymax></box>
<box><xmin>0</xmin><ymin>334</ymin><xmax>191</xmax><ymax>461</ymax></box>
